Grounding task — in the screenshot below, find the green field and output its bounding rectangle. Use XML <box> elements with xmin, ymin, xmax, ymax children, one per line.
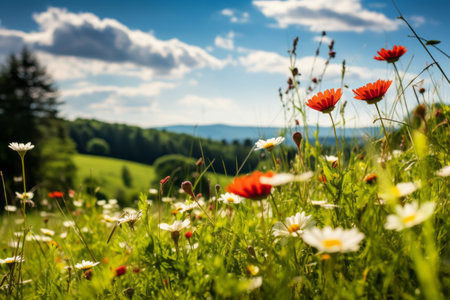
<box><xmin>73</xmin><ymin>154</ymin><xmax>231</xmax><ymax>202</ymax></box>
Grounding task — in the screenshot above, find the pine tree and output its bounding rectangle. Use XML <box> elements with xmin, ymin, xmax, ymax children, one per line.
<box><xmin>0</xmin><ymin>47</ymin><xmax>76</xmax><ymax>207</ymax></box>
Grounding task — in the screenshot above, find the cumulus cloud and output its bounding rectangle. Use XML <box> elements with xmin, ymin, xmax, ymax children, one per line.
<box><xmin>238</xmin><ymin>49</ymin><xmax>389</xmax><ymax>82</ymax></box>
<box><xmin>313</xmin><ymin>35</ymin><xmax>333</xmax><ymax>45</ymax></box>
<box><xmin>179</xmin><ymin>95</ymin><xmax>237</xmax><ymax>109</ymax></box>
<box><xmin>410</xmin><ymin>16</ymin><xmax>425</xmax><ymax>27</ymax></box>
<box><xmin>0</xmin><ymin>7</ymin><xmax>227</xmax><ymax>79</ymax></box>
<box><xmin>214</xmin><ymin>31</ymin><xmax>236</xmax><ymax>50</ymax></box>
<box><xmin>253</xmin><ymin>0</ymin><xmax>400</xmax><ymax>32</ymax></box>
<box><xmin>61</xmin><ymin>81</ymin><xmax>175</xmax><ymax>98</ymax></box>
<box><xmin>221</xmin><ymin>8</ymin><xmax>250</xmax><ymax>23</ymax></box>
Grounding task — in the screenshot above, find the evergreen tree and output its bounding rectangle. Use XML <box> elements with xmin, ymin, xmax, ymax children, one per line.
<box><xmin>0</xmin><ymin>47</ymin><xmax>76</xmax><ymax>207</ymax></box>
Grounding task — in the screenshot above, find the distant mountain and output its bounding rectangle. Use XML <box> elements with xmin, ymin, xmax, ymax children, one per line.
<box><xmin>156</xmin><ymin>124</ymin><xmax>382</xmax><ymax>145</ymax></box>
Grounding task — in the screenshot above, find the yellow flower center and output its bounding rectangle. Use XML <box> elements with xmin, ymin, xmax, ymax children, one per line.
<box><xmin>227</xmin><ymin>198</ymin><xmax>234</xmax><ymax>203</ymax></box>
<box><xmin>322</xmin><ymin>239</ymin><xmax>342</xmax><ymax>249</ymax></box>
<box><xmin>402</xmin><ymin>214</ymin><xmax>416</xmax><ymax>224</ymax></box>
<box><xmin>288</xmin><ymin>224</ymin><xmax>300</xmax><ymax>233</ymax></box>
<box><xmin>263</xmin><ymin>142</ymin><xmax>275</xmax><ymax>151</ymax></box>
<box><xmin>391</xmin><ymin>186</ymin><xmax>401</xmax><ymax>197</ymax></box>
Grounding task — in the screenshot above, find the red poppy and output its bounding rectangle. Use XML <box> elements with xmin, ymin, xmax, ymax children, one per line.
<box><xmin>352</xmin><ymin>79</ymin><xmax>392</xmax><ymax>104</ymax></box>
<box><xmin>226</xmin><ymin>171</ymin><xmax>274</xmax><ymax>200</ymax></box>
<box><xmin>48</xmin><ymin>191</ymin><xmax>64</xmax><ymax>198</ymax></box>
<box><xmin>306</xmin><ymin>88</ymin><xmax>342</xmax><ymax>113</ymax></box>
<box><xmin>374</xmin><ymin>45</ymin><xmax>407</xmax><ymax>63</ymax></box>
<box><xmin>115</xmin><ymin>265</ymin><xmax>127</xmax><ymax>277</ymax></box>
<box><xmin>185</xmin><ymin>231</ymin><xmax>193</xmax><ymax>239</ymax></box>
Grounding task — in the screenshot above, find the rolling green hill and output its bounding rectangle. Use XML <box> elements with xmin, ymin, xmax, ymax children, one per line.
<box><xmin>73</xmin><ymin>154</ymin><xmax>231</xmax><ymax>205</ymax></box>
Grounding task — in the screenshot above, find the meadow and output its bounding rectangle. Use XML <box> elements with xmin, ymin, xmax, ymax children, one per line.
<box><xmin>1</xmin><ymin>26</ymin><xmax>450</xmax><ymax>300</ymax></box>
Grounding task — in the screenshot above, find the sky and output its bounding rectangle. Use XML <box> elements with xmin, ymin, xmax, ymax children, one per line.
<box><xmin>0</xmin><ymin>0</ymin><xmax>448</xmax><ymax>128</ymax></box>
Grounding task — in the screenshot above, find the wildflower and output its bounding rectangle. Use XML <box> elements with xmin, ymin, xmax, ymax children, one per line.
<box><xmin>115</xmin><ymin>265</ymin><xmax>127</xmax><ymax>277</ymax></box>
<box><xmin>374</xmin><ymin>45</ymin><xmax>407</xmax><ymax>63</ymax></box>
<box><xmin>325</xmin><ymin>155</ymin><xmax>338</xmax><ymax>163</ymax></box>
<box><xmin>385</xmin><ymin>201</ymin><xmax>435</xmax><ymax>231</ymax></box>
<box><xmin>364</xmin><ymin>173</ymin><xmax>377</xmax><ymax>184</ymax></box>
<box><xmin>272</xmin><ymin>212</ymin><xmax>313</xmax><ymax>237</ymax></box>
<box><xmin>48</xmin><ymin>191</ymin><xmax>64</xmax><ymax>198</ymax></box>
<box><xmin>310</xmin><ymin>200</ymin><xmax>338</xmax><ymax>209</ymax></box>
<box><xmin>306</xmin><ymin>88</ymin><xmax>342</xmax><ymax>113</ymax></box>
<box><xmin>97</xmin><ymin>200</ymin><xmax>106</xmax><ymax>206</ymax></box>
<box><xmin>302</xmin><ymin>226</ymin><xmax>364</xmax><ymax>253</ymax></box>
<box><xmin>246</xmin><ymin>265</ymin><xmax>260</xmax><ymax>275</ymax></box>
<box><xmin>68</xmin><ymin>189</ymin><xmax>76</xmax><ymax>198</ymax></box>
<box><xmin>218</xmin><ymin>192</ymin><xmax>244</xmax><ymax>204</ymax></box>
<box><xmin>292</xmin><ymin>132</ymin><xmax>302</xmax><ymax>149</ymax></box>
<box><xmin>40</xmin><ymin>228</ymin><xmax>55</xmax><ymax>236</ymax></box>
<box><xmin>75</xmin><ymin>260</ymin><xmax>100</xmax><ymax>270</ymax></box>
<box><xmin>8</xmin><ymin>142</ymin><xmax>34</xmax><ymax>156</ymax></box>
<box><xmin>254</xmin><ymin>137</ymin><xmax>285</xmax><ymax>152</ymax></box>
<box><xmin>149</xmin><ymin>188</ymin><xmax>158</xmax><ymax>195</ymax></box>
<box><xmin>4</xmin><ymin>205</ymin><xmax>17</xmax><ymax>212</ymax></box>
<box><xmin>318</xmin><ymin>174</ymin><xmax>327</xmax><ymax>183</ymax></box>
<box><xmin>0</xmin><ymin>256</ymin><xmax>25</xmax><ymax>264</ymax></box>
<box><xmin>185</xmin><ymin>231</ymin><xmax>193</xmax><ymax>239</ymax></box>
<box><xmin>15</xmin><ymin>191</ymin><xmax>34</xmax><ymax>200</ymax></box>
<box><xmin>380</xmin><ymin>182</ymin><xmax>418</xmax><ymax>199</ymax></box>
<box><xmin>226</xmin><ymin>171</ymin><xmax>274</xmax><ymax>200</ymax></box>
<box><xmin>436</xmin><ymin>165</ymin><xmax>450</xmax><ymax>177</ymax></box>
<box><xmin>117</xmin><ymin>211</ymin><xmax>142</xmax><ymax>228</ymax></box>
<box><xmin>160</xmin><ymin>176</ymin><xmax>170</xmax><ymax>185</ymax></box>
<box><xmin>159</xmin><ymin>219</ymin><xmax>190</xmax><ymax>247</ymax></box>
<box><xmin>353</xmin><ymin>79</ymin><xmax>392</xmax><ymax>104</ymax></box>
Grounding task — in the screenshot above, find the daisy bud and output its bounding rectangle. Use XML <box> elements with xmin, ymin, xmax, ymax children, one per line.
<box><xmin>123</xmin><ymin>287</ymin><xmax>135</xmax><ymax>299</ymax></box>
<box><xmin>160</xmin><ymin>176</ymin><xmax>170</xmax><ymax>185</ymax></box>
<box><xmin>181</xmin><ymin>181</ymin><xmax>195</xmax><ymax>198</ymax></box>
<box><xmin>247</xmin><ymin>245</ymin><xmax>256</xmax><ymax>257</ymax></box>
<box><xmin>115</xmin><ymin>265</ymin><xmax>127</xmax><ymax>277</ymax></box>
<box><xmin>84</xmin><ymin>269</ymin><xmax>93</xmax><ymax>280</ymax></box>
<box><xmin>171</xmin><ymin>231</ymin><xmax>180</xmax><ymax>247</ymax></box>
<box><xmin>185</xmin><ymin>231</ymin><xmax>193</xmax><ymax>239</ymax></box>
<box><xmin>292</xmin><ymin>132</ymin><xmax>302</xmax><ymax>150</ymax></box>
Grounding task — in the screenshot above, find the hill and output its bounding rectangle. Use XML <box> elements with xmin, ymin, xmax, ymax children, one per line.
<box><xmin>73</xmin><ymin>153</ymin><xmax>231</xmax><ymax>205</ymax></box>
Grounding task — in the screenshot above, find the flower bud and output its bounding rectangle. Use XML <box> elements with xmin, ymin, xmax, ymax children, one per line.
<box><xmin>115</xmin><ymin>265</ymin><xmax>127</xmax><ymax>277</ymax></box>
<box><xmin>160</xmin><ymin>176</ymin><xmax>170</xmax><ymax>185</ymax></box>
<box><xmin>292</xmin><ymin>132</ymin><xmax>302</xmax><ymax>149</ymax></box>
<box><xmin>181</xmin><ymin>181</ymin><xmax>195</xmax><ymax>198</ymax></box>
<box><xmin>185</xmin><ymin>231</ymin><xmax>193</xmax><ymax>239</ymax></box>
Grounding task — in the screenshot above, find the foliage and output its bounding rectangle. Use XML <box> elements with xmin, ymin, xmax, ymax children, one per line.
<box><xmin>0</xmin><ymin>47</ymin><xmax>76</xmax><ymax>207</ymax></box>
<box><xmin>86</xmin><ymin>138</ymin><xmax>110</xmax><ymax>156</ymax></box>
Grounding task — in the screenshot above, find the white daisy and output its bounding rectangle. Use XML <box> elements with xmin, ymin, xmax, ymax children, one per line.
<box><xmin>0</xmin><ymin>256</ymin><xmax>25</xmax><ymax>264</ymax></box>
<box><xmin>380</xmin><ymin>182</ymin><xmax>418</xmax><ymax>200</ymax></box>
<box><xmin>254</xmin><ymin>137</ymin><xmax>285</xmax><ymax>151</ymax></box>
<box><xmin>149</xmin><ymin>188</ymin><xmax>158</xmax><ymax>195</ymax></box>
<box><xmin>385</xmin><ymin>201</ymin><xmax>435</xmax><ymax>231</ymax></box>
<box><xmin>4</xmin><ymin>205</ymin><xmax>17</xmax><ymax>212</ymax></box>
<box><xmin>324</xmin><ymin>155</ymin><xmax>338</xmax><ymax>163</ymax></box>
<box><xmin>218</xmin><ymin>192</ymin><xmax>244</xmax><ymax>204</ymax></box>
<box><xmin>117</xmin><ymin>210</ymin><xmax>142</xmax><ymax>225</ymax></box>
<box><xmin>310</xmin><ymin>200</ymin><xmax>339</xmax><ymax>209</ymax></box>
<box><xmin>40</xmin><ymin>228</ymin><xmax>55</xmax><ymax>236</ymax></box>
<box><xmin>436</xmin><ymin>165</ymin><xmax>450</xmax><ymax>177</ymax></box>
<box><xmin>302</xmin><ymin>226</ymin><xmax>365</xmax><ymax>253</ymax></box>
<box><xmin>260</xmin><ymin>172</ymin><xmax>315</xmax><ymax>186</ymax></box>
<box><xmin>272</xmin><ymin>211</ymin><xmax>313</xmax><ymax>237</ymax></box>
<box><xmin>15</xmin><ymin>192</ymin><xmax>34</xmax><ymax>200</ymax></box>
<box><xmin>8</xmin><ymin>142</ymin><xmax>34</xmax><ymax>156</ymax></box>
<box><xmin>159</xmin><ymin>219</ymin><xmax>190</xmax><ymax>232</ymax></box>
<box><xmin>74</xmin><ymin>260</ymin><xmax>100</xmax><ymax>270</ymax></box>
<box><xmin>63</xmin><ymin>221</ymin><xmax>75</xmax><ymax>228</ymax></box>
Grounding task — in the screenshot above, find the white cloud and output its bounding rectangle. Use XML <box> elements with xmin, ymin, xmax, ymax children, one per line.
<box><xmin>221</xmin><ymin>8</ymin><xmax>250</xmax><ymax>23</ymax></box>
<box><xmin>410</xmin><ymin>16</ymin><xmax>426</xmax><ymax>27</ymax></box>
<box><xmin>238</xmin><ymin>49</ymin><xmax>393</xmax><ymax>83</ymax></box>
<box><xmin>253</xmin><ymin>0</ymin><xmax>400</xmax><ymax>32</ymax></box>
<box><xmin>0</xmin><ymin>7</ymin><xmax>227</xmax><ymax>80</ymax></box>
<box><xmin>313</xmin><ymin>35</ymin><xmax>333</xmax><ymax>45</ymax></box>
<box><xmin>214</xmin><ymin>31</ymin><xmax>236</xmax><ymax>50</ymax></box>
<box><xmin>178</xmin><ymin>95</ymin><xmax>236</xmax><ymax>109</ymax></box>
<box><xmin>61</xmin><ymin>81</ymin><xmax>175</xmax><ymax>98</ymax></box>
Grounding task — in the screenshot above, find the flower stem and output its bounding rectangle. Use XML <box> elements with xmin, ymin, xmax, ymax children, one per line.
<box><xmin>20</xmin><ymin>156</ymin><xmax>28</xmax><ymax>228</ymax></box>
<box><xmin>392</xmin><ymin>62</ymin><xmax>411</xmax><ymax>123</ymax></box>
<box><xmin>270</xmin><ymin>151</ymin><xmax>278</xmax><ymax>171</ymax></box>
<box><xmin>374</xmin><ymin>102</ymin><xmax>391</xmax><ymax>153</ymax></box>
<box><xmin>328</xmin><ymin>112</ymin><xmax>341</xmax><ymax>168</ymax></box>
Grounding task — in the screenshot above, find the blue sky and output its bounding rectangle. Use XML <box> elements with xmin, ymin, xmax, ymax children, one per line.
<box><xmin>0</xmin><ymin>0</ymin><xmax>448</xmax><ymax>128</ymax></box>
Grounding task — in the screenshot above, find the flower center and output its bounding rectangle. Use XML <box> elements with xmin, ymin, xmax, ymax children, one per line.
<box><xmin>402</xmin><ymin>214</ymin><xmax>416</xmax><ymax>224</ymax></box>
<box><xmin>322</xmin><ymin>239</ymin><xmax>342</xmax><ymax>249</ymax></box>
<box><xmin>288</xmin><ymin>224</ymin><xmax>300</xmax><ymax>233</ymax></box>
<box><xmin>391</xmin><ymin>187</ymin><xmax>401</xmax><ymax>197</ymax></box>
<box><xmin>227</xmin><ymin>198</ymin><xmax>234</xmax><ymax>203</ymax></box>
<box><xmin>263</xmin><ymin>142</ymin><xmax>275</xmax><ymax>151</ymax></box>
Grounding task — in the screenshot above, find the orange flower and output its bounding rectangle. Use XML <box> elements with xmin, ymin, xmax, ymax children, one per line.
<box><xmin>353</xmin><ymin>79</ymin><xmax>392</xmax><ymax>104</ymax></box>
<box><xmin>364</xmin><ymin>173</ymin><xmax>377</xmax><ymax>184</ymax></box>
<box><xmin>306</xmin><ymin>88</ymin><xmax>342</xmax><ymax>113</ymax></box>
<box><xmin>48</xmin><ymin>191</ymin><xmax>64</xmax><ymax>198</ymax></box>
<box><xmin>374</xmin><ymin>45</ymin><xmax>407</xmax><ymax>63</ymax></box>
<box><xmin>226</xmin><ymin>171</ymin><xmax>274</xmax><ymax>200</ymax></box>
